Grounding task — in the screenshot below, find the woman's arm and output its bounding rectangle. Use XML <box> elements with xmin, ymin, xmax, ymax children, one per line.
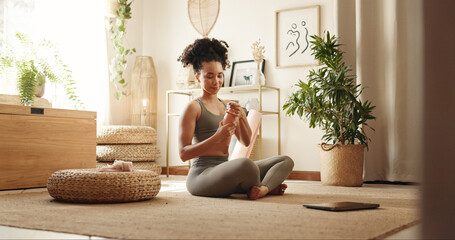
<box><xmin>178</xmin><ymin>101</ymin><xmax>236</xmax><ymax>161</ymax></box>
<box><xmin>227</xmin><ymin>102</ymin><xmax>252</xmax><ymax>147</ymax></box>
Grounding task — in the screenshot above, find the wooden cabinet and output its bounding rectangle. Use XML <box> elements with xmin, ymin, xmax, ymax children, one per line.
<box><xmin>0</xmin><ymin>104</ymin><xmax>97</xmax><ymax>190</ymax></box>
<box><xmin>165</xmin><ymin>85</ymin><xmax>281</xmax><ymax>176</ymax></box>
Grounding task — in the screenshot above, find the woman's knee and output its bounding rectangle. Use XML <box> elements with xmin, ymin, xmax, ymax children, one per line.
<box><xmin>233</xmin><ymin>158</ymin><xmax>259</xmax><ymax>176</ymax></box>
<box><xmin>280</xmin><ymin>155</ymin><xmax>295</xmax><ymax>170</ymax></box>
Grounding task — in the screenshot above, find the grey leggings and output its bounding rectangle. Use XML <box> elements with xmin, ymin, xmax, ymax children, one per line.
<box><xmin>186</xmin><ymin>155</ymin><xmax>294</xmax><ymax>197</ymax></box>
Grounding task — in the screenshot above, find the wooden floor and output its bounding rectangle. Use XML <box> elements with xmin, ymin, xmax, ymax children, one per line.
<box><xmin>0</xmin><ymin>176</ymin><xmax>420</xmax><ymax>239</ymax></box>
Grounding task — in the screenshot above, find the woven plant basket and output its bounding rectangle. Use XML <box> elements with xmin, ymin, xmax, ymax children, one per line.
<box><xmin>319</xmin><ymin>144</ymin><xmax>365</xmax><ymax>187</ymax></box>
<box><xmin>97</xmin><ymin>125</ymin><xmax>157</xmax><ymax>145</ymax></box>
<box><xmin>97</xmin><ymin>144</ymin><xmax>161</xmax><ymax>162</ymax></box>
<box><xmin>47</xmin><ymin>169</ymin><xmax>161</xmax><ymax>203</ymax></box>
<box><xmin>96</xmin><ymin>161</ymin><xmax>162</xmax><ymax>175</ymax></box>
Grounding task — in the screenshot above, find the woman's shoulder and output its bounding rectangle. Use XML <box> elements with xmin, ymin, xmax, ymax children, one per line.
<box><xmin>182</xmin><ymin>99</ymin><xmax>202</xmax><ymax>117</ymax></box>
<box><xmin>186</xmin><ymin>99</ymin><xmax>201</xmax><ymax>109</ymax></box>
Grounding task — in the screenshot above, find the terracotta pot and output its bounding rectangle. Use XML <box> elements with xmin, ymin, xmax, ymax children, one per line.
<box><xmin>319</xmin><ymin>144</ymin><xmax>365</xmax><ymax>187</ymax></box>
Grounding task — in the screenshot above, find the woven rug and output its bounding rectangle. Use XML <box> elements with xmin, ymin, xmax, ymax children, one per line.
<box><xmin>0</xmin><ymin>180</ymin><xmax>419</xmax><ymax>239</ymax></box>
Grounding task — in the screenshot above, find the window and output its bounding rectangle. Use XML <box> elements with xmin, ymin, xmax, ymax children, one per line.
<box><xmin>0</xmin><ymin>0</ymin><xmax>109</xmax><ymax>124</ymax></box>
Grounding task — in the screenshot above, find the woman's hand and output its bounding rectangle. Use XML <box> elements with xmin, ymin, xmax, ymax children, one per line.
<box><xmin>214</xmin><ymin>121</ymin><xmax>237</xmax><ymax>143</ymax></box>
<box><xmin>226</xmin><ymin>101</ymin><xmax>252</xmax><ymax>147</ymax></box>
<box><xmin>225</xmin><ymin>102</ymin><xmax>245</xmax><ymax>119</ymax></box>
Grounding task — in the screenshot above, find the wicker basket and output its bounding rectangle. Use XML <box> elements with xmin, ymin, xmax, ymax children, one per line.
<box><xmin>97</xmin><ymin>125</ymin><xmax>157</xmax><ymax>145</ymax></box>
<box><xmin>96</xmin><ymin>144</ymin><xmax>161</xmax><ymax>162</ymax></box>
<box><xmin>319</xmin><ymin>144</ymin><xmax>365</xmax><ymax>187</ymax></box>
<box><xmin>47</xmin><ymin>169</ymin><xmax>161</xmax><ymax>203</ymax></box>
<box><xmin>96</xmin><ymin>161</ymin><xmax>162</xmax><ymax>175</ymax></box>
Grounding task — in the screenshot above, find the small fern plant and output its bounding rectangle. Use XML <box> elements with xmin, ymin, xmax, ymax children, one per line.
<box><xmin>0</xmin><ymin>33</ymin><xmax>84</xmax><ymax>108</ymax></box>
<box><xmin>16</xmin><ymin>60</ymin><xmax>39</xmax><ymax>105</ymax></box>
<box><xmin>108</xmin><ymin>0</ymin><xmax>136</xmax><ymax>100</ymax></box>
<box><xmin>283</xmin><ymin>31</ymin><xmax>376</xmax><ymax>148</ymax></box>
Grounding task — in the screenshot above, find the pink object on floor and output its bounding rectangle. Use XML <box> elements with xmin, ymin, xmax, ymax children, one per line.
<box><xmin>99</xmin><ymin>160</ymin><xmax>133</xmax><ymax>172</ymax></box>
<box><xmin>229</xmin><ymin>109</ymin><xmax>262</xmax><ymax>160</ymax></box>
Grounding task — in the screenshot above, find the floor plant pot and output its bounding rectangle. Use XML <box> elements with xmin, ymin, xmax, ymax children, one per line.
<box><xmin>319</xmin><ymin>144</ymin><xmax>365</xmax><ymax>187</ymax></box>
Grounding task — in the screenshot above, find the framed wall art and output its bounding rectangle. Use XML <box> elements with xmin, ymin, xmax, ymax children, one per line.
<box><xmin>275</xmin><ymin>5</ymin><xmax>320</xmax><ymax>68</ymax></box>
<box><xmin>229</xmin><ymin>59</ymin><xmax>265</xmax><ymax>87</ymax></box>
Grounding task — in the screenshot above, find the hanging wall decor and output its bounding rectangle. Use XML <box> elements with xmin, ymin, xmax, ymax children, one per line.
<box><xmin>188</xmin><ymin>0</ymin><xmax>220</xmax><ymax>37</ymax></box>
<box><xmin>275</xmin><ymin>5</ymin><xmax>320</xmax><ymax>68</ymax></box>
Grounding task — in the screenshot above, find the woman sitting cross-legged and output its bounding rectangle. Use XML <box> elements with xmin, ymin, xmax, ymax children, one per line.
<box><xmin>177</xmin><ymin>38</ymin><xmax>294</xmax><ymax>200</ymax></box>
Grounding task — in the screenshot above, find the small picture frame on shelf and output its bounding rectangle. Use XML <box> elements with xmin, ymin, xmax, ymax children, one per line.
<box><xmin>229</xmin><ymin>60</ymin><xmax>265</xmax><ymax>87</ymax></box>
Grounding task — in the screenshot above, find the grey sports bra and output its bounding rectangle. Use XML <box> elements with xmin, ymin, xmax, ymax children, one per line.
<box><xmin>194</xmin><ymin>98</ymin><xmax>226</xmax><ymax>143</ymax></box>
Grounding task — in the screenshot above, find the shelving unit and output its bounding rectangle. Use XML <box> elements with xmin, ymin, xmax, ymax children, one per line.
<box><xmin>165</xmin><ymin>85</ymin><xmax>281</xmax><ymax>177</ymax></box>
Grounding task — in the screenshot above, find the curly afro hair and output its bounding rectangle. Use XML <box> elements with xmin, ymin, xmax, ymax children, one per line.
<box><xmin>178</xmin><ymin>38</ymin><xmax>230</xmax><ymax>74</ymax></box>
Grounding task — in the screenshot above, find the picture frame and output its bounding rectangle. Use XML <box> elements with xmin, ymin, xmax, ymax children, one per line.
<box><xmin>275</xmin><ymin>5</ymin><xmax>320</xmax><ymax>68</ymax></box>
<box><xmin>229</xmin><ymin>60</ymin><xmax>265</xmax><ymax>87</ymax></box>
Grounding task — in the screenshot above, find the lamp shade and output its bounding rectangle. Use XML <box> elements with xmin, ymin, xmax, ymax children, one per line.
<box><xmin>131</xmin><ymin>56</ymin><xmax>157</xmax><ymax>129</ymax></box>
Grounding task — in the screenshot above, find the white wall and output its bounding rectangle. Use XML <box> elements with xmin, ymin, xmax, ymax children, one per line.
<box><xmin>132</xmin><ymin>0</ymin><xmax>338</xmax><ymax>171</ymax></box>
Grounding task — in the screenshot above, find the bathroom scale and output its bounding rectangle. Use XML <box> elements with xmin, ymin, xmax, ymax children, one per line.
<box><xmin>303</xmin><ymin>201</ymin><xmax>380</xmax><ymax>212</ymax></box>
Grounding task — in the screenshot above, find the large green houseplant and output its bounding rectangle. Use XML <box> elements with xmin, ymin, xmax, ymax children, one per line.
<box><xmin>0</xmin><ymin>33</ymin><xmax>84</xmax><ymax>108</ymax></box>
<box><xmin>283</xmin><ymin>31</ymin><xmax>376</xmax><ymax>186</ymax></box>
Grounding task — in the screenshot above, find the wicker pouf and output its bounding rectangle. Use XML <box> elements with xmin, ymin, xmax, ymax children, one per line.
<box><xmin>96</xmin><ymin>161</ymin><xmax>162</xmax><ymax>175</ymax></box>
<box><xmin>96</xmin><ymin>144</ymin><xmax>161</xmax><ymax>162</ymax></box>
<box><xmin>96</xmin><ymin>125</ymin><xmax>161</xmax><ymax>163</ymax></box>
<box><xmin>97</xmin><ymin>125</ymin><xmax>157</xmax><ymax>144</ymax></box>
<box><xmin>47</xmin><ymin>169</ymin><xmax>161</xmax><ymax>203</ymax></box>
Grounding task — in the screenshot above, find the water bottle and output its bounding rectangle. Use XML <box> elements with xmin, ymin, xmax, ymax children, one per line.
<box><xmin>221</xmin><ymin>103</ymin><xmax>235</xmax><ymax>144</ymax></box>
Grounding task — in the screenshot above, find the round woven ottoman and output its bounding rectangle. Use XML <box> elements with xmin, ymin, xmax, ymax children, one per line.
<box><xmin>97</xmin><ymin>125</ymin><xmax>157</xmax><ymax>144</ymax></box>
<box><xmin>96</xmin><ymin>144</ymin><xmax>161</xmax><ymax>162</ymax></box>
<box><xmin>47</xmin><ymin>169</ymin><xmax>161</xmax><ymax>203</ymax></box>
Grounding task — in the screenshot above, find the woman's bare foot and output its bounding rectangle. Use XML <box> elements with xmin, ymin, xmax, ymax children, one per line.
<box><xmin>247</xmin><ymin>186</ymin><xmax>269</xmax><ymax>200</ymax></box>
<box><xmin>268</xmin><ymin>184</ymin><xmax>287</xmax><ymax>195</ymax></box>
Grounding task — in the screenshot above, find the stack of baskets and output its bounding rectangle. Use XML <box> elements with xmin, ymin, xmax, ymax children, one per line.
<box><xmin>96</xmin><ymin>125</ymin><xmax>161</xmax><ymax>175</ymax></box>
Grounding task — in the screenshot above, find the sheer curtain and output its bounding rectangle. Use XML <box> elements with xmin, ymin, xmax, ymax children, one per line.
<box><xmin>336</xmin><ymin>0</ymin><xmax>423</xmax><ymax>183</ymax></box>
<box><xmin>355</xmin><ymin>0</ymin><xmax>424</xmax><ymax>182</ymax></box>
<box><xmin>1</xmin><ymin>0</ymin><xmax>111</xmax><ymax>126</ymax></box>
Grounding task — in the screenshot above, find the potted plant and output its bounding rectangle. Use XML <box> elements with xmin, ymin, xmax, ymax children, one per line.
<box><xmin>0</xmin><ymin>33</ymin><xmax>84</xmax><ymax>108</ymax></box>
<box><xmin>283</xmin><ymin>31</ymin><xmax>376</xmax><ymax>187</ymax></box>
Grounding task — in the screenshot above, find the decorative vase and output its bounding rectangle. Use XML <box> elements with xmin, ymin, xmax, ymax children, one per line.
<box><xmin>131</xmin><ymin>56</ymin><xmax>158</xmax><ymax>129</ymax></box>
<box><xmin>34</xmin><ymin>83</ymin><xmax>45</xmax><ymax>98</ymax></box>
<box><xmin>34</xmin><ymin>76</ymin><xmax>46</xmax><ymax>98</ymax></box>
<box><xmin>177</xmin><ymin>65</ymin><xmax>199</xmax><ymax>89</ymax></box>
<box><xmin>319</xmin><ymin>144</ymin><xmax>365</xmax><ymax>187</ymax></box>
<box><xmin>186</xmin><ymin>65</ymin><xmax>199</xmax><ymax>89</ymax></box>
<box><xmin>252</xmin><ymin>66</ymin><xmax>265</xmax><ymax>86</ymax></box>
